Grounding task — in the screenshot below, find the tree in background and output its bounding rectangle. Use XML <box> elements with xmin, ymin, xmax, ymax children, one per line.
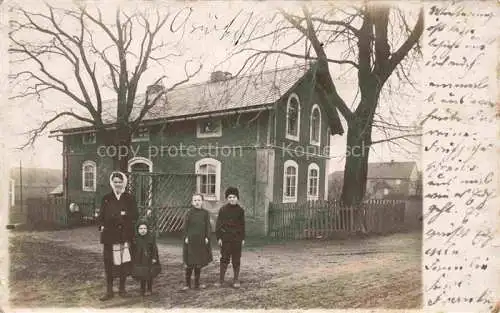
<box><xmin>9</xmin><ymin>2</ymin><xmax>202</xmax><ymax>171</ymax></box>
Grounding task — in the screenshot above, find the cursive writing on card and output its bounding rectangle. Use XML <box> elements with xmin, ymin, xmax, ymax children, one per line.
<box><xmin>422</xmin><ymin>2</ymin><xmax>498</xmax><ymax>311</ymax></box>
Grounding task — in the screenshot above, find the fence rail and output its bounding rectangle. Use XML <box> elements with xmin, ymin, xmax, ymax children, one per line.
<box><xmin>268</xmin><ymin>200</ymin><xmax>405</xmax><ymax>240</ymax></box>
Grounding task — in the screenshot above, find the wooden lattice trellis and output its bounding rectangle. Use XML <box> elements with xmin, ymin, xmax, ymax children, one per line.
<box><xmin>127</xmin><ymin>172</ymin><xmax>198</xmax><ymax>234</ymax></box>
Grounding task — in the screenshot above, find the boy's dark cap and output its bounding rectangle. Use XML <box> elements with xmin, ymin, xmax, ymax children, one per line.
<box><xmin>225</xmin><ymin>186</ymin><xmax>239</xmax><ymax>199</ymax></box>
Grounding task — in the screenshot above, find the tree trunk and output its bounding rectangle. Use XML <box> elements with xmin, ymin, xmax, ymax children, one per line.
<box><xmin>100</xmin><ymin>126</ymin><xmax>131</xmax><ymax>173</ymax></box>
<box><xmin>341</xmin><ymin>124</ymin><xmax>371</xmax><ymax>207</ymax></box>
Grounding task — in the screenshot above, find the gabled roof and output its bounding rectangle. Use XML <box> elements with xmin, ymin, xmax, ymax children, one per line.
<box><xmin>367</xmin><ymin>161</ymin><xmax>417</xmax><ymax>180</ymax></box>
<box><xmin>52</xmin><ymin>63</ymin><xmax>316</xmax><ymax>133</ymax></box>
<box><xmin>329</xmin><ymin>161</ymin><xmax>418</xmax><ymax>182</ymax></box>
<box><xmin>49</xmin><ymin>184</ymin><xmax>63</xmax><ymax>195</ymax></box>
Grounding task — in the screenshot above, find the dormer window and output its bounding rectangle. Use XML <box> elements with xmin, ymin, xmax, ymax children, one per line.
<box><xmin>197</xmin><ymin>119</ymin><xmax>222</xmax><ymax>138</ymax></box>
<box><xmin>132</xmin><ymin>127</ymin><xmax>150</xmax><ymax>142</ymax></box>
<box><xmin>82</xmin><ymin>132</ymin><xmax>96</xmax><ymax>144</ymax></box>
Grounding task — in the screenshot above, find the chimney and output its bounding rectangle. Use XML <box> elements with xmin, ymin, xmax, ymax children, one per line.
<box><xmin>210</xmin><ymin>71</ymin><xmax>232</xmax><ymax>82</ymax></box>
<box><xmin>146</xmin><ymin>84</ymin><xmax>165</xmax><ymax>103</ymax></box>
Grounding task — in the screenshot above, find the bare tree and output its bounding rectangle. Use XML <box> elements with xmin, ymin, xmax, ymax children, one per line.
<box><xmin>224</xmin><ymin>3</ymin><xmax>423</xmax><ymax>206</ymax></box>
<box><xmin>9</xmin><ymin>2</ymin><xmax>202</xmax><ymax>171</ymax></box>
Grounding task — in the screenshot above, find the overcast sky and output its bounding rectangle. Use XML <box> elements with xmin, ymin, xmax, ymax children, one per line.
<box><xmin>1</xmin><ymin>1</ymin><xmax>423</xmax><ymax>172</ymax></box>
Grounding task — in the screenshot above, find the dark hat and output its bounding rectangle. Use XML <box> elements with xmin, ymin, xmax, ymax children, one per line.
<box><xmin>225</xmin><ymin>186</ymin><xmax>239</xmax><ymax>199</ymax></box>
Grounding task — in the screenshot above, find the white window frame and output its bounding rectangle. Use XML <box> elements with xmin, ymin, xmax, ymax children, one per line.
<box><xmin>82</xmin><ymin>160</ymin><xmax>96</xmax><ymax>192</ymax></box>
<box><xmin>195</xmin><ymin>158</ymin><xmax>221</xmax><ymax>201</ymax></box>
<box><xmin>285</xmin><ymin>93</ymin><xmax>301</xmax><ymax>141</ymax></box>
<box><xmin>283</xmin><ymin>160</ymin><xmax>299</xmax><ymax>203</ymax></box>
<box><xmin>307</xmin><ymin>163</ymin><xmax>320</xmax><ymax>201</ymax></box>
<box><xmin>131</xmin><ymin>127</ymin><xmax>150</xmax><ymax>142</ymax></box>
<box><xmin>309</xmin><ymin>104</ymin><xmax>321</xmax><ymax>146</ymax></box>
<box><xmin>128</xmin><ymin>157</ymin><xmax>153</xmax><ymax>206</ymax></box>
<box><xmin>196</xmin><ymin>119</ymin><xmax>222</xmax><ymax>138</ymax></box>
<box><xmin>82</xmin><ymin>132</ymin><xmax>96</xmax><ymax>144</ymax></box>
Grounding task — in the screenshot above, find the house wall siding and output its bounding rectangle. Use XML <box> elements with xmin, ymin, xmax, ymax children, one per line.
<box><xmin>272</xmin><ymin>74</ymin><xmax>329</xmax><ymax>203</ymax></box>
<box><xmin>64</xmin><ymin>112</ymin><xmax>271</xmax><ymax>234</ymax></box>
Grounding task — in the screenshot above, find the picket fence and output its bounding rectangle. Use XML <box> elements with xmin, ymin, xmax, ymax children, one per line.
<box><xmin>26</xmin><ymin>197</ymin><xmax>68</xmax><ymax>228</ymax></box>
<box><xmin>268</xmin><ymin>199</ymin><xmax>406</xmax><ymax>240</ymax></box>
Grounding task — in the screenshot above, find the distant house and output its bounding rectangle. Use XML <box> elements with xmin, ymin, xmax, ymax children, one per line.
<box><xmin>50</xmin><ymin>63</ymin><xmax>344</xmax><ymax>235</ymax></box>
<box><xmin>328</xmin><ymin>161</ymin><xmax>421</xmax><ymax>200</ymax></box>
<box><xmin>49</xmin><ymin>184</ymin><xmax>64</xmax><ymax>197</ymax></box>
<box><xmin>9</xmin><ymin>167</ymin><xmax>63</xmax><ymax>223</ymax></box>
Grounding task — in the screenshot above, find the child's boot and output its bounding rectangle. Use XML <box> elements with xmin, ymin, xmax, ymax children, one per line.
<box><xmin>194</xmin><ymin>268</ymin><xmax>206</xmax><ymax>289</ymax></box>
<box><xmin>214</xmin><ymin>263</ymin><xmax>228</xmax><ymax>287</ymax></box>
<box><xmin>181</xmin><ymin>267</ymin><xmax>192</xmax><ymax>291</ymax></box>
<box><xmin>233</xmin><ymin>264</ymin><xmax>240</xmax><ymax>288</ymax></box>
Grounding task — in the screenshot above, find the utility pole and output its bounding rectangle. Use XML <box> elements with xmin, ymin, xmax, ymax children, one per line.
<box><xmin>19</xmin><ymin>160</ymin><xmax>23</xmax><ymax>213</ymax></box>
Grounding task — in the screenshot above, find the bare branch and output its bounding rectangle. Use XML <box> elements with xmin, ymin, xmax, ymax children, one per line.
<box><xmin>132</xmin><ymin>61</ymin><xmax>203</xmax><ymax>127</ymax></box>
<box><xmin>18</xmin><ymin>111</ymin><xmax>94</xmax><ymax>150</ymax></box>
<box><xmin>371</xmin><ymin>133</ymin><xmax>422</xmax><ymax>145</ymax></box>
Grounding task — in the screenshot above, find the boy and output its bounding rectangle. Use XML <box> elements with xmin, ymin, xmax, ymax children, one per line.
<box><xmin>214</xmin><ymin>187</ymin><xmax>245</xmax><ymax>288</ymax></box>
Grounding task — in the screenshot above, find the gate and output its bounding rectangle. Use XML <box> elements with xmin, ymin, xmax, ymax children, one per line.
<box><xmin>127</xmin><ymin>172</ymin><xmax>198</xmax><ymax>234</ymax></box>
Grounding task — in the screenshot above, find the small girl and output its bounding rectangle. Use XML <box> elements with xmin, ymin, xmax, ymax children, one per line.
<box><xmin>181</xmin><ymin>193</ymin><xmax>213</xmax><ymax>290</ymax></box>
<box><xmin>132</xmin><ymin>220</ymin><xmax>161</xmax><ymax>296</ymax></box>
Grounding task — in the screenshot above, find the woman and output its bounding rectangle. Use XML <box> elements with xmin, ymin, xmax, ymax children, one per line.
<box><xmin>97</xmin><ymin>171</ymin><xmax>138</xmax><ymax>301</ymax></box>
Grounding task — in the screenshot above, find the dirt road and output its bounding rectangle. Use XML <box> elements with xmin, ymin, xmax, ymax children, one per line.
<box><xmin>8</xmin><ymin>226</ymin><xmax>422</xmax><ymax>309</ymax></box>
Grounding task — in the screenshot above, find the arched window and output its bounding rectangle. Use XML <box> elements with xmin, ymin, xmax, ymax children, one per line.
<box><xmin>283</xmin><ymin>160</ymin><xmax>298</xmax><ymax>203</ymax></box>
<box><xmin>307</xmin><ymin>163</ymin><xmax>320</xmax><ymax>201</ymax></box>
<box><xmin>195</xmin><ymin>158</ymin><xmax>221</xmax><ymax>201</ymax></box>
<box><xmin>286</xmin><ymin>93</ymin><xmax>301</xmax><ymax>141</ymax></box>
<box><xmin>128</xmin><ymin>157</ymin><xmax>153</xmax><ymax>206</ymax></box>
<box><xmin>82</xmin><ymin>160</ymin><xmax>96</xmax><ymax>192</ymax></box>
<box><xmin>310</xmin><ymin>104</ymin><xmax>321</xmax><ymax>145</ymax></box>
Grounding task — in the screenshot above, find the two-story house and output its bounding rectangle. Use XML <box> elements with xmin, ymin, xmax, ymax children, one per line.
<box><xmin>50</xmin><ymin>63</ymin><xmax>344</xmax><ymax>235</ymax></box>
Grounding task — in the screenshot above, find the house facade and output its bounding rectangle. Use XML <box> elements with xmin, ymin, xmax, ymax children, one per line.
<box><xmin>51</xmin><ymin>64</ymin><xmax>343</xmax><ymax>235</ymax></box>
<box><xmin>329</xmin><ymin>161</ymin><xmax>421</xmax><ymax>200</ymax></box>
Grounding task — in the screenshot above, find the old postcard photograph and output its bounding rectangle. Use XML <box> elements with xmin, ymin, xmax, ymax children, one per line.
<box><xmin>0</xmin><ymin>0</ymin><xmax>498</xmax><ymax>312</ymax></box>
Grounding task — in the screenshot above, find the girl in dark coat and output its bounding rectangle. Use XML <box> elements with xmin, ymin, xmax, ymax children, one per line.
<box><xmin>181</xmin><ymin>193</ymin><xmax>213</xmax><ymax>290</ymax></box>
<box><xmin>132</xmin><ymin>220</ymin><xmax>160</xmax><ymax>297</ymax></box>
<box><xmin>97</xmin><ymin>171</ymin><xmax>139</xmax><ymax>301</ymax></box>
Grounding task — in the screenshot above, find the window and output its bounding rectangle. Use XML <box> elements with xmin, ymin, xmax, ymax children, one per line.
<box><xmin>383</xmin><ymin>188</ymin><xmax>389</xmax><ymax>195</ymax></box>
<box><xmin>197</xmin><ymin>119</ymin><xmax>222</xmax><ymax>138</ymax></box>
<box><xmin>195</xmin><ymin>158</ymin><xmax>221</xmax><ymax>200</ymax></box>
<box><xmin>283</xmin><ymin>160</ymin><xmax>298</xmax><ymax>203</ymax></box>
<box><xmin>310</xmin><ymin>104</ymin><xmax>321</xmax><ymax>146</ymax></box>
<box><xmin>307</xmin><ymin>163</ymin><xmax>320</xmax><ymax>201</ymax></box>
<box><xmin>286</xmin><ymin>94</ymin><xmax>300</xmax><ymax>141</ymax></box>
<box><xmin>82</xmin><ymin>132</ymin><xmax>96</xmax><ymax>144</ymax></box>
<box><xmin>82</xmin><ymin>160</ymin><xmax>96</xmax><ymax>192</ymax></box>
<box><xmin>132</xmin><ymin>127</ymin><xmax>150</xmax><ymax>142</ymax></box>
<box><xmin>395</xmin><ymin>179</ymin><xmax>402</xmax><ymax>185</ymax></box>
<box><xmin>128</xmin><ymin>157</ymin><xmax>153</xmax><ymax>207</ymax></box>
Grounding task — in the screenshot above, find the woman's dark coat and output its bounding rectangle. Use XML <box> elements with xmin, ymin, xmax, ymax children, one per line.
<box><xmin>98</xmin><ymin>192</ymin><xmax>139</xmax><ymax>245</ymax></box>
<box><xmin>182</xmin><ymin>208</ymin><xmax>213</xmax><ymax>267</ymax></box>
